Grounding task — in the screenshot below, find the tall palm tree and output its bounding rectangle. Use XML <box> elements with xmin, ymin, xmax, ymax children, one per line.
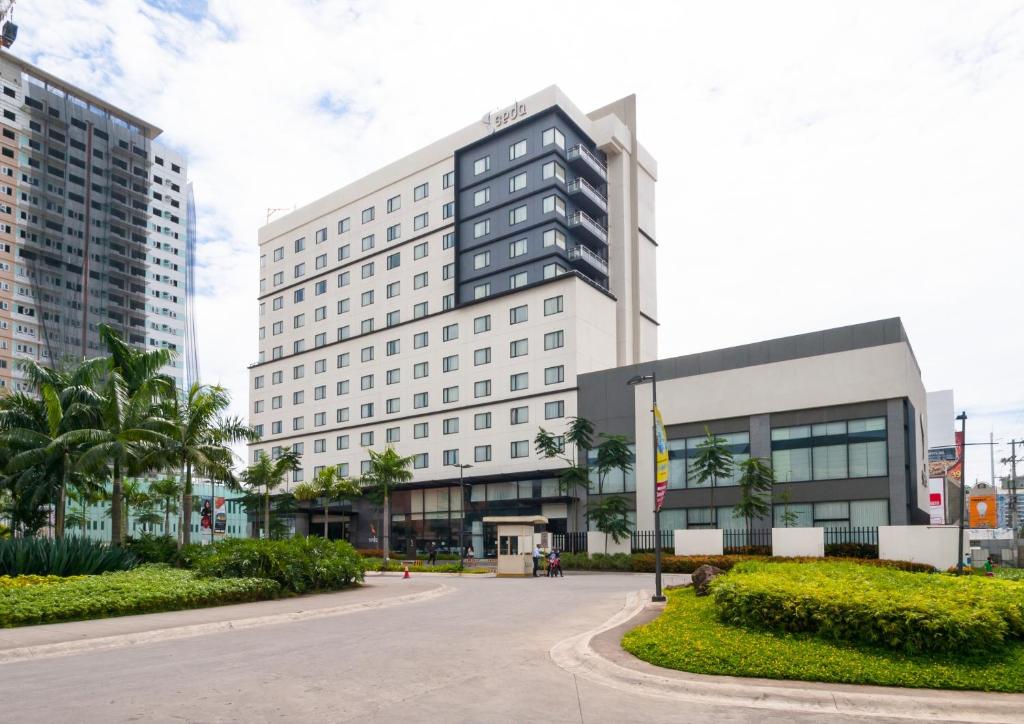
<box><xmin>242</xmin><ymin>449</ymin><xmax>301</xmax><ymax>540</ymax></box>
<box><xmin>361</xmin><ymin>447</ymin><xmax>414</xmax><ymax>560</ymax></box>
<box><xmin>293</xmin><ymin>467</ymin><xmax>361</xmax><ymax>539</ymax></box>
<box><xmin>149</xmin><ymin>477</ymin><xmax>182</xmax><ymax>537</ymax></box>
<box><xmin>164</xmin><ymin>383</ymin><xmax>256</xmax><ymax>546</ymax></box>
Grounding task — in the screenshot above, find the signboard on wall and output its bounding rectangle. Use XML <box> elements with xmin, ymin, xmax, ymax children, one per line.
<box><xmin>969</xmin><ymin>484</ymin><xmax>997</xmax><ymax>529</ymax></box>
<box><xmin>927</xmin><ymin>477</ymin><xmax>946</xmax><ymax>524</ymax></box>
<box><xmin>928</xmin><ymin>447</ymin><xmax>957</xmax><ymax>479</ymax></box>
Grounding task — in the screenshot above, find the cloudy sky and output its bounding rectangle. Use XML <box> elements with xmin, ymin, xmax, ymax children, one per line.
<box><xmin>13</xmin><ymin>0</ymin><xmax>1024</xmax><ymax>481</ymax></box>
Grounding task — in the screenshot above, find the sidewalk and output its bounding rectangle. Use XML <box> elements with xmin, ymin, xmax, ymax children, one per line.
<box><xmin>0</xmin><ymin>577</ymin><xmax>446</xmax><ymax>663</ymax></box>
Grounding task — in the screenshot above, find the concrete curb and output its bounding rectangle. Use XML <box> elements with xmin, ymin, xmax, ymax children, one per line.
<box><xmin>0</xmin><ymin>583</ymin><xmax>451</xmax><ymax>665</ymax></box>
<box><xmin>549</xmin><ymin>591</ymin><xmax>1024</xmax><ymax>722</ymax></box>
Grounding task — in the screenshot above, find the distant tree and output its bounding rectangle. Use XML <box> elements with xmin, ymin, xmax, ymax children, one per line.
<box><xmin>149</xmin><ymin>478</ymin><xmax>182</xmax><ymax>537</ymax></box>
<box><xmin>689</xmin><ymin>427</ymin><xmax>734</xmax><ymax>528</ymax></box>
<box><xmin>776</xmin><ymin>486</ymin><xmax>800</xmax><ymax>528</ymax></box>
<box><xmin>242</xmin><ymin>449</ymin><xmax>301</xmax><ymax>539</ymax></box>
<box><xmin>293</xmin><ymin>467</ymin><xmax>361</xmax><ymax>539</ymax></box>
<box><xmin>360</xmin><ymin>448</ymin><xmax>414</xmax><ymax>561</ymax></box>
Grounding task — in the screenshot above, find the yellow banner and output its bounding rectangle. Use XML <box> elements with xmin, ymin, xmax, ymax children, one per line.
<box><xmin>655</xmin><ymin>404</ymin><xmax>669</xmax><ymax>511</ymax></box>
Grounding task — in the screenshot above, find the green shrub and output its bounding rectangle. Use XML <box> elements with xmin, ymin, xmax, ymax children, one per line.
<box><xmin>559</xmin><ymin>552</ymin><xmax>934</xmax><ymax>574</ymax></box>
<box><xmin>362</xmin><ymin>559</ymin><xmax>489</xmax><ymax>573</ymax></box>
<box><xmin>189</xmin><ymin>537</ymin><xmax>365</xmax><ymax>593</ymax></box>
<box><xmin>0</xmin><ymin>565</ymin><xmax>280</xmax><ymax>627</ymax></box>
<box><xmin>0</xmin><ymin>574</ymin><xmax>85</xmax><ymax>589</ymax></box>
<box><xmin>825</xmin><ymin>542</ymin><xmax>878</xmax><ymax>558</ymax></box>
<box><xmin>125</xmin><ymin>534</ymin><xmax>182</xmax><ymax>565</ymax></box>
<box><xmin>0</xmin><ymin>536</ymin><xmax>138</xmax><ymax>576</ymax></box>
<box><xmin>710</xmin><ymin>560</ymin><xmax>1024</xmax><ymax>654</ymax></box>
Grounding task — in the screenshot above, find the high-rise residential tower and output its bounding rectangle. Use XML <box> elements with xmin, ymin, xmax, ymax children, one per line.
<box><xmin>249</xmin><ymin>87</ymin><xmax>658</xmax><ymax>546</ymax></box>
<box><xmin>0</xmin><ymin>53</ymin><xmax>190</xmax><ymax>391</ymax></box>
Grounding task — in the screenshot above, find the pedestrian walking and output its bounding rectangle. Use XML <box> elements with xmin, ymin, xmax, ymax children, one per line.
<box><xmin>427</xmin><ymin>541</ymin><xmax>438</xmax><ymax>566</ymax></box>
<box><xmin>532</xmin><ymin>544</ymin><xmax>542</xmax><ymax>577</ymax></box>
<box><xmin>466</xmin><ymin>544</ymin><xmax>475</xmax><ymax>567</ymax></box>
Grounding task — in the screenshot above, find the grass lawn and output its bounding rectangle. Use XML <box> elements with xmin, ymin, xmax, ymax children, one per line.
<box><xmin>622</xmin><ymin>587</ymin><xmax>1024</xmax><ymax>693</ymax></box>
<box><xmin>0</xmin><ymin>565</ymin><xmax>281</xmax><ymax>627</ymax></box>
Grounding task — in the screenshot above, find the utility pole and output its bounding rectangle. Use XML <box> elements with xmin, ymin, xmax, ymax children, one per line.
<box><xmin>956</xmin><ymin>412</ymin><xmax>968</xmax><ymax>575</ymax></box>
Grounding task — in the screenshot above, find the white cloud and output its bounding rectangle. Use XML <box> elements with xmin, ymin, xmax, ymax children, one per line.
<box><xmin>13</xmin><ymin>0</ymin><xmax>1024</xmax><ymax>480</ymax></box>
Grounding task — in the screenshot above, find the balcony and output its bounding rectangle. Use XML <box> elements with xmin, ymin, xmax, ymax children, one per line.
<box><xmin>566</xmin><ymin>144</ymin><xmax>607</xmax><ymax>183</ymax></box>
<box><xmin>566</xmin><ymin>177</ymin><xmax>607</xmax><ymax>215</ymax></box>
<box><xmin>568</xmin><ymin>210</ymin><xmax>608</xmax><ymax>246</ymax></box>
<box><xmin>568</xmin><ymin>245</ymin><xmax>608</xmax><ymax>277</ymax></box>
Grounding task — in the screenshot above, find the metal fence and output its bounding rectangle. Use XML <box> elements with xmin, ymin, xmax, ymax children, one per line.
<box><xmin>630</xmin><ymin>529</ymin><xmax>674</xmax><ymax>552</ymax></box>
<box><xmin>552</xmin><ymin>531</ymin><xmax>588</xmax><ymax>554</ymax></box>
<box><xmin>723</xmin><ymin>528</ymin><xmax>773</xmax><ymax>551</ymax></box>
<box><xmin>823</xmin><ymin>527</ymin><xmax>879</xmax><ymax>547</ymax></box>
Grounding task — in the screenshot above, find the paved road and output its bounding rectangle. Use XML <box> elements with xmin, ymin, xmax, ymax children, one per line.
<box><xmin>0</xmin><ymin>573</ymin><xmax>908</xmax><ymax>723</ymax></box>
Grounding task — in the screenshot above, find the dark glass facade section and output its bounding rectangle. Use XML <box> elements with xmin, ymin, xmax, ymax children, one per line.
<box><xmin>453</xmin><ymin>108</ymin><xmax>609</xmax><ymax>303</ymax></box>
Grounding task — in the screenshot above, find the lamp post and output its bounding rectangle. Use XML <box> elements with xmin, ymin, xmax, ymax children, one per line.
<box><xmin>956</xmin><ymin>411</ymin><xmax>968</xmax><ymax>575</ymax></box>
<box><xmin>448</xmin><ymin>463</ymin><xmax>473</xmax><ymax>570</ymax></box>
<box><xmin>627</xmin><ymin>372</ymin><xmax>666</xmax><ymax>603</ymax></box>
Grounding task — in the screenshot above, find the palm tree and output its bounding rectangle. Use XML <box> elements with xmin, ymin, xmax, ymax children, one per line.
<box><xmin>293</xmin><ymin>467</ymin><xmax>361</xmax><ymax>539</ymax></box>
<box><xmin>164</xmin><ymin>383</ymin><xmax>257</xmax><ymax>546</ymax></box>
<box><xmin>689</xmin><ymin>427</ymin><xmax>734</xmax><ymax>529</ymax></box>
<box><xmin>242</xmin><ymin>449</ymin><xmax>301</xmax><ymax>540</ymax></box>
<box><xmin>149</xmin><ymin>477</ymin><xmax>182</xmax><ymax>537</ymax></box>
<box><xmin>361</xmin><ymin>447</ymin><xmax>414</xmax><ymax>561</ymax></box>
<box><xmin>66</xmin><ymin>484</ymin><xmax>106</xmax><ymax>537</ymax></box>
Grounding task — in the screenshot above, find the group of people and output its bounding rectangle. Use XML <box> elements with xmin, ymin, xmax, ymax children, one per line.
<box><xmin>532</xmin><ymin>545</ymin><xmax>564</xmax><ymax>577</ymax></box>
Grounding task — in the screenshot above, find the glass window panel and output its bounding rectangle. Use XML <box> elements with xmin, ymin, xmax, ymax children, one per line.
<box><xmin>658</xmin><ymin>508</ymin><xmax>687</xmax><ymax>531</ymax></box>
<box><xmin>812</xmin><ymin>444</ymin><xmax>848</xmax><ymax>480</ymax></box>
<box><xmin>849</xmin><ymin>441</ymin><xmax>887</xmax><ymax>477</ymax></box>
<box><xmin>813</xmin><ymin>501</ymin><xmax>850</xmax><ymax>529</ymax></box>
<box><xmin>772</xmin><ymin>448</ymin><xmax>811</xmax><ymax>483</ymax></box>
<box><xmin>488</xmin><ymin>482</ymin><xmax>517</xmax><ymax>501</ymax></box>
<box><xmin>540</xmin><ymin>479</ymin><xmax>560</xmax><ymax>497</ymax></box>
<box><xmin>518</xmin><ymin>481</ymin><xmax>534</xmax><ymax>499</ymax></box>
<box><xmin>850</xmin><ymin>499</ymin><xmax>890</xmax><ymax>526</ymax></box>
<box><xmin>667</xmin><ymin>440</ymin><xmax>686</xmax><ymax>490</ymax></box>
<box><xmin>773</xmin><ymin>503</ymin><xmax>812</xmax><ymax>527</ymax></box>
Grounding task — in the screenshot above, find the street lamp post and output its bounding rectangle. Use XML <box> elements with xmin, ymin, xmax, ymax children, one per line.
<box><xmin>956</xmin><ymin>411</ymin><xmax>968</xmax><ymax>575</ymax></box>
<box><xmin>448</xmin><ymin>463</ymin><xmax>473</xmax><ymax>569</ymax></box>
<box><xmin>627</xmin><ymin>372</ymin><xmax>666</xmax><ymax>603</ymax></box>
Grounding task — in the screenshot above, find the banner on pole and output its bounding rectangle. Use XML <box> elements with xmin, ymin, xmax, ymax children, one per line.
<box><xmin>214</xmin><ymin>497</ymin><xmax>227</xmax><ymax>535</ymax></box>
<box><xmin>654</xmin><ymin>404</ymin><xmax>669</xmax><ymax>511</ymax></box>
<box><xmin>199</xmin><ymin>497</ymin><xmax>213</xmax><ymax>533</ymax></box>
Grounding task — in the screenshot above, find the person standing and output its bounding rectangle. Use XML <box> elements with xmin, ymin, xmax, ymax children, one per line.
<box><xmin>532</xmin><ymin>544</ymin><xmax>542</xmax><ymax>577</ymax></box>
<box><xmin>427</xmin><ymin>541</ymin><xmax>438</xmax><ymax>566</ymax></box>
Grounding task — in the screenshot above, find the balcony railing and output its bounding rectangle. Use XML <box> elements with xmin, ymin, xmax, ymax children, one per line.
<box><xmin>566</xmin><ymin>177</ymin><xmax>607</xmax><ymax>215</ymax></box>
<box><xmin>568</xmin><ymin>245</ymin><xmax>608</xmax><ymax>276</ymax></box>
<box><xmin>566</xmin><ymin>144</ymin><xmax>607</xmax><ymax>182</ymax></box>
<box><xmin>568</xmin><ymin>210</ymin><xmax>608</xmax><ymax>245</ymax></box>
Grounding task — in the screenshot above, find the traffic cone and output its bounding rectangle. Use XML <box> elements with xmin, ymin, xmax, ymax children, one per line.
<box><xmin>403</xmin><ymin>563</ymin><xmax>410</xmax><ymax>579</ymax></box>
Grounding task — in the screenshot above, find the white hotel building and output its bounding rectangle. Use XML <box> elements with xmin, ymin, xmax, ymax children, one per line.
<box><xmin>248</xmin><ymin>87</ymin><xmax>658</xmax><ymax>549</ymax></box>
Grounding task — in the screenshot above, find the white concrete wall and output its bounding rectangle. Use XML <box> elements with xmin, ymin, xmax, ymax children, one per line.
<box><xmin>673</xmin><ymin>529</ymin><xmax>724</xmax><ymax>556</ymax></box>
<box><xmin>587</xmin><ymin>531</ymin><xmax>631</xmax><ymax>556</ymax></box>
<box><xmin>772</xmin><ymin>527</ymin><xmax>824</xmax><ymax>557</ymax></box>
<box><xmin>878</xmin><ymin>525</ymin><xmax>968</xmax><ymax>570</ymax></box>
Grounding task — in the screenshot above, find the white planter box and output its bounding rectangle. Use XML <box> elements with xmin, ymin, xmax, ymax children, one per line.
<box><xmin>772</xmin><ymin>527</ymin><xmax>824</xmax><ymax>557</ymax></box>
<box><xmin>586</xmin><ymin>531</ymin><xmax>632</xmax><ymax>557</ymax></box>
<box><xmin>878</xmin><ymin>525</ymin><xmax>968</xmax><ymax>571</ymax></box>
<box><xmin>673</xmin><ymin>529</ymin><xmax>724</xmax><ymax>556</ymax></box>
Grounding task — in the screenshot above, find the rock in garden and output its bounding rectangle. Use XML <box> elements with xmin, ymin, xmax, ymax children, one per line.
<box><xmin>691</xmin><ymin>564</ymin><xmax>724</xmax><ymax>596</ymax></box>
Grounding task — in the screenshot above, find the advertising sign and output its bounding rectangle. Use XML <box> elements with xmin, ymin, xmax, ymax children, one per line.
<box><xmin>928</xmin><ymin>446</ymin><xmax>957</xmax><ymax>479</ymax></box>
<box><xmin>654</xmin><ymin>404</ymin><xmax>669</xmax><ymax>512</ymax></box>
<box><xmin>969</xmin><ymin>484</ymin><xmax>998</xmax><ymax>529</ymax></box>
<box><xmin>214</xmin><ymin>497</ymin><xmax>227</xmax><ymax>535</ymax></box>
<box><xmin>927</xmin><ymin>477</ymin><xmax>946</xmax><ymax>524</ymax></box>
<box><xmin>199</xmin><ymin>497</ymin><xmax>213</xmax><ymax>533</ymax></box>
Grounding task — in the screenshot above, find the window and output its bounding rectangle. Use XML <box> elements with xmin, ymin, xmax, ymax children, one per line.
<box><xmin>542</xmin><ymin>195</ymin><xmax>565</xmax><ymax>215</ymax></box>
<box><xmin>293</xmin><ymin>364</ymin><xmax>305</xmax><ymax>380</ymax></box>
<box><xmin>545</xmin><ymin>400</ymin><xmax>565</xmax><ymax>419</ymax></box>
<box><xmin>544</xmin><ymin>330</ymin><xmax>564</xmax><ymax>350</ymax></box>
<box><xmin>414</xmin><ymin>271</ymin><xmax>428</xmax><ymax>289</ymax></box>
<box><xmin>315</xmin><ymin>227</ymin><xmax>327</xmax><ymax>244</ymax></box>
<box><xmin>473</xmin><ymin>250</ymin><xmax>490</xmax><ymax>269</ymax></box>
<box><xmin>443</xmin><ymin>262</ymin><xmax>455</xmax><ymax>280</ymax></box>
<box><xmin>474</xmin><ymin>188</ymin><xmax>490</xmax><ymax>207</ymax></box>
<box><xmin>543</xmin><ymin>229</ymin><xmax>566</xmax><ymax>249</ymax></box>
<box><xmin>510</xmin><ymin>406</ymin><xmax>529</xmax><ymax>425</ymax></box>
<box><xmin>273</xmin><ymin>247</ymin><xmax>284</xmax><ymax>262</ymax></box>
<box><xmin>474</xmin><ymin>315</ymin><xmax>491</xmax><ymax>333</ymax></box>
<box><xmin>338</xmin><ymin>298</ymin><xmax>350</xmax><ymax>314</ymax></box>
<box><xmin>360</xmin><ymin>403</ymin><xmax>374</xmax><ymax>419</ymax></box>
<box><xmin>271</xmin><ymin>396</ymin><xmax>282</xmax><ymax>410</ymax></box>
<box><xmin>474</xmin><ymin>219</ymin><xmax>490</xmax><ymax>238</ymax></box>
<box><xmin>542</xmin><ymin>127</ymin><xmax>565</xmax><ymax>148</ymax></box>
<box><xmin>509</xmin><ymin>238</ymin><xmax>527</xmax><ymax>258</ymax></box>
<box><xmin>292</xmin><ymin>416</ymin><xmax>304</xmax><ymax>431</ymax></box>
<box><xmin>414</xmin><ymin>182</ymin><xmax>428</xmax><ymax>201</ymax></box>
<box><xmin>542</xmin><ymin>161</ymin><xmax>565</xmax><ymax>182</ymax></box>
<box><xmin>272</xmin><ymin>321</ymin><xmax>284</xmax><ymax>335</ymax></box>
<box><xmin>443</xmin><ymin>171</ymin><xmax>455</xmax><ymax>188</ymax></box>
<box><xmin>475</xmin><ymin>412</ymin><xmax>492</xmax><ymax>430</ymax></box>
<box><xmin>315</xmin><ymin>279</ymin><xmax>327</xmax><ymax>295</ymax></box>
<box><xmin>443</xmin><ymin>354</ymin><xmax>459</xmax><ymax>372</ymax></box>
<box><xmin>509</xmin><ymin>205</ymin><xmax>527</xmax><ymax>225</ymax></box>
<box><xmin>474</xmin><ymin>347</ymin><xmax>491</xmax><ymax>366</ymax></box>
<box><xmin>315</xmin><ymin>253</ymin><xmax>327</xmax><ymax>269</ymax></box>
<box><xmin>443</xmin><ymin>418</ymin><xmax>459</xmax><ymax>435</ymax></box>
<box><xmin>473</xmin><ymin>283</ymin><xmax>490</xmax><ymax>300</ymax></box>
<box><xmin>361</xmin><ymin>290</ymin><xmax>374</xmax><ymax>306</ymax></box>
<box><xmin>293</xmin><ymin>390</ymin><xmax>305</xmax><ymax>404</ymax></box>
<box><xmin>414</xmin><ymin>361</ymin><xmax>429</xmax><ymax>378</ymax></box>
<box><xmin>414</xmin><ymin>241</ymin><xmax>428</xmax><ymax>259</ymax></box>
<box><xmin>314</xmin><ymin>412</ymin><xmax>326</xmax><ymax>427</ymax></box>
<box><xmin>387</xmin><ymin>427</ymin><xmax>401</xmax><ymax>443</ymax></box>
<box><xmin>272</xmin><ymin>421</ymin><xmax>282</xmax><ymax>434</ymax></box>
<box><xmin>338</xmin><ymin>244</ymin><xmax>350</xmax><ymax>261</ymax></box>
<box><xmin>338</xmin><ymin>271</ymin><xmax>350</xmax><ymax>287</ymax></box>
<box><xmin>414</xmin><ymin>332</ymin><xmax>429</xmax><ymax>349</ymax></box>
<box><xmin>361</xmin><ymin>431</ymin><xmax>374</xmax><ymax>447</ymax></box>
<box><xmin>510</xmin><ymin>372</ymin><xmax>528</xmax><ymax>391</ymax></box>
<box><xmin>315</xmin><ymin>359</ymin><xmax>327</xmax><ymax>374</ymax></box>
<box><xmin>254</xmin><ymin>400</ymin><xmax>265</xmax><ymax>413</ymax></box>
<box><xmin>387</xmin><ymin>223</ymin><xmax>401</xmax><ymax>242</ymax></box>
<box><xmin>387</xmin><ymin>195</ymin><xmax>401</xmax><ymax>213</ymax></box>
<box><xmin>337</xmin><ymin>352</ymin><xmax>350</xmax><ymax>368</ymax></box>
<box><xmin>387</xmin><ymin>368</ymin><xmax>400</xmax><ymax>385</ymax></box>
<box><xmin>315</xmin><ymin>333</ymin><xmax>326</xmax><ymax>348</ymax></box>
<box><xmin>543</xmin><ymin>262</ymin><xmax>566</xmax><ymax>279</ymax></box>
<box><xmin>509</xmin><ymin>305</ymin><xmax>528</xmax><ymax>324</ymax></box>
<box><xmin>443</xmin><ymin>449</ymin><xmax>460</xmax><ymax>466</ymax></box>
<box><xmin>337</xmin><ymin>325</ymin><xmax>350</xmax><ymax>341</ymax></box>
<box><xmin>509</xmin><ymin>271</ymin><xmax>528</xmax><ymax>289</ymax></box>
<box><xmin>509</xmin><ymin>172</ymin><xmax>527</xmax><ymax>193</ymax></box>
<box><xmin>361</xmin><ymin>262</ymin><xmax>374</xmax><ymax>279</ymax></box>
<box><xmin>360</xmin><ymin>374</ymin><xmax>374</xmax><ymax>391</ymax></box>
<box><xmin>510</xmin><ymin>338</ymin><xmax>528</xmax><ymax>358</ymax></box>
<box><xmin>272</xmin><ymin>296</ymin><xmax>284</xmax><ymax>311</ymax></box>
<box><xmin>511</xmin><ymin>440</ymin><xmax>529</xmax><ymax>458</ymax></box>
<box><xmin>443</xmin><ymin>202</ymin><xmax>454</xmax><ymax>219</ymax></box>
<box><xmin>414</xmin><ymin>212</ymin><xmax>428</xmax><ymax>231</ymax></box>
<box><xmin>509</xmin><ymin>139</ymin><xmax>527</xmax><ymax>160</ymax></box>
<box><xmin>338</xmin><ymin>217</ymin><xmax>350</xmax><ymax>234</ymax></box>
<box><xmin>414</xmin><ymin>422</ymin><xmax>429</xmax><ymax>439</ymax></box>
<box><xmin>443</xmin><ymin>232</ymin><xmax>455</xmax><ymax>249</ymax></box>
<box><xmin>362</xmin><ymin>207</ymin><xmax>374</xmax><ymax>224</ymax></box>
<box><xmin>386</xmin><ymin>398</ymin><xmax>400</xmax><ymax>414</ymax></box>
<box><xmin>254</xmin><ymin>375</ymin><xmax>265</xmax><ymax>389</ymax></box>
<box><xmin>272</xmin><ymin>346</ymin><xmax>284</xmax><ymax>360</ymax></box>
<box><xmin>414</xmin><ymin>453</ymin><xmax>429</xmax><ymax>469</ymax></box>
<box><xmin>362</xmin><ymin>235</ymin><xmax>375</xmax><ymax>253</ymax></box>
<box><xmin>336</xmin><ymin>434</ymin><xmax>350</xmax><ymax>450</ymax></box>
<box><xmin>386</xmin><ymin>339</ymin><xmax>400</xmax><ymax>356</ymax></box>
<box><xmin>294</xmin><ymin>288</ymin><xmax>305</xmax><ymax>303</ymax></box>
<box><xmin>314</xmin><ymin>385</ymin><xmax>326</xmax><ymax>400</ymax></box>
<box><xmin>443</xmin><ymin>323</ymin><xmax>458</xmax><ymax>342</ymax></box>
<box><xmin>273</xmin><ymin>272</ymin><xmax>283</xmax><ymax>286</ymax></box>
<box><xmin>414</xmin><ymin>392</ymin><xmax>428</xmax><ymax>408</ymax></box>
<box><xmin>387</xmin><ymin>252</ymin><xmax>400</xmax><ymax>269</ymax></box>
<box><xmin>314</xmin><ymin>438</ymin><xmax>326</xmax><ymax>453</ymax></box>
<box><xmin>771</xmin><ymin>418</ymin><xmax>887</xmax><ymax>483</ymax></box>
<box><xmin>386</xmin><ymin>281</ymin><xmax>400</xmax><ymax>298</ymax></box>
<box><xmin>474</xmin><ymin>379</ymin><xmax>491</xmax><ymax>398</ymax></box>
<box><xmin>272</xmin><ymin>371</ymin><xmax>283</xmax><ymax>384</ymax></box>
<box><xmin>545</xmin><ymin>365</ymin><xmax>565</xmax><ymax>385</ymax></box>
<box><xmin>474</xmin><ymin>156</ymin><xmax>490</xmax><ymax>175</ymax></box>
<box><xmin>443</xmin><ymin>293</ymin><xmax>455</xmax><ymax>309</ymax></box>
<box><xmin>544</xmin><ymin>295</ymin><xmax>563</xmax><ymax>316</ymax></box>
<box><xmin>443</xmin><ymin>386</ymin><xmax>459</xmax><ymax>403</ymax></box>
<box><xmin>294</xmin><ymin>237</ymin><xmax>305</xmax><ymax>253</ymax></box>
<box><xmin>475</xmin><ymin>445</ymin><xmax>492</xmax><ymax>462</ymax></box>
<box><xmin>337</xmin><ymin>379</ymin><xmax>349</xmax><ymax>395</ymax></box>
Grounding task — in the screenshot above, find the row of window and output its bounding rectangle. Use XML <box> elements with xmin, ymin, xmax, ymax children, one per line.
<box><xmin>471</xmin><ymin>160</ymin><xmax>567</xmax><ymax>209</ymax></box>
<box><xmin>472</xmin><ymin>229</ymin><xmax>567</xmax><ymax>270</ymax></box>
<box><xmin>471</xmin><ymin>194</ymin><xmax>566</xmax><ymax>239</ymax></box>
<box><xmin>771</xmin><ymin>418</ymin><xmax>888</xmax><ymax>482</ymax></box>
<box><xmin>471</xmin><ymin>127</ymin><xmax>566</xmax><ymax>177</ymax></box>
<box><xmin>656</xmin><ymin>499</ymin><xmax>891</xmax><ymax>530</ymax></box>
